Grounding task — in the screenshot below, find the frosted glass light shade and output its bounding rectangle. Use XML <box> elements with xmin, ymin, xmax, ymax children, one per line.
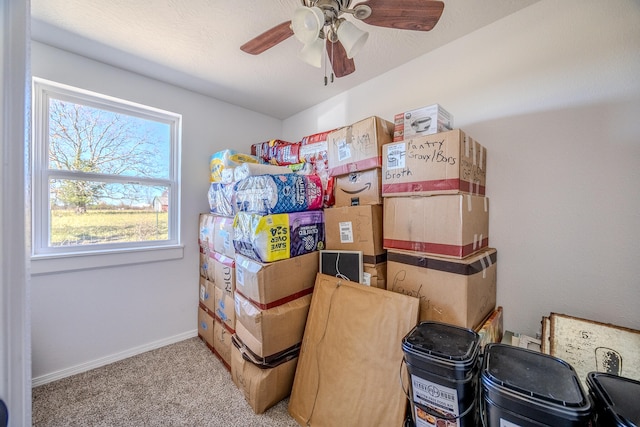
<box><xmin>298</xmin><ymin>37</ymin><xmax>325</xmax><ymax>68</ymax></box>
<box><xmin>292</xmin><ymin>6</ymin><xmax>325</xmax><ymax>45</ymax></box>
<box><xmin>337</xmin><ymin>20</ymin><xmax>368</xmax><ymax>58</ymax></box>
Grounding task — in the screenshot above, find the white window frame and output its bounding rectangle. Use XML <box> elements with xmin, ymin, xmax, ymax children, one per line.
<box><xmin>31</xmin><ymin>78</ymin><xmax>183</xmax><ymax>274</ymax></box>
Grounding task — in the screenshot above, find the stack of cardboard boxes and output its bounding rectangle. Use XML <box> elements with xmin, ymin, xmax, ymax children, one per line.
<box><xmin>231</xmin><ymin>251</ymin><xmax>319</xmax><ymax>413</ymax></box>
<box><xmin>381</xmin><ymin>116</ymin><xmax>498</xmax><ymax>330</ymax></box>
<box><xmin>323</xmin><ymin>116</ymin><xmax>394</xmax><ymax>288</ymax></box>
<box><xmin>197</xmin><ymin>213</ymin><xmax>236</xmax><ymax>369</ymax></box>
<box><xmin>226</xmin><ymin>175</ymin><xmax>324</xmax><ymax>414</ymax></box>
<box><xmin>199</xmin><ymin>108</ymin><xmax>503</xmax><ymax>417</ymax></box>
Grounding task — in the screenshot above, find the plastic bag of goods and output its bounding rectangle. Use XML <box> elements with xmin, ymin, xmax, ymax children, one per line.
<box><xmin>232</xmin><ymin>210</ymin><xmax>325</xmax><ymax>263</ymax></box>
<box><xmin>256</xmin><ymin>140</ymin><xmax>301</xmax><ymax>166</ymax></box>
<box><xmin>209</xmin><ymin>149</ymin><xmax>257</xmax><ymax>183</ymax></box>
<box><xmin>300</xmin><ymin>130</ymin><xmax>333</xmax><ymax>207</ymax></box>
<box><xmin>207</xmin><ymin>182</ymin><xmax>236</xmax><ymax>217</ymax></box>
<box><xmin>233</xmin><ymin>174</ymin><xmax>323</xmax><ymax>215</ymax></box>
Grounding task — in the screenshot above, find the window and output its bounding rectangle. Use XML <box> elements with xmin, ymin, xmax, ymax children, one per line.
<box><xmin>31</xmin><ymin>78</ymin><xmax>182</xmax><ymax>272</ymax></box>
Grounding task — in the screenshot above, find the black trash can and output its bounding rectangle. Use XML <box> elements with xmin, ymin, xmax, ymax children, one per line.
<box><xmin>402</xmin><ymin>321</ymin><xmax>480</xmax><ymax>427</ymax></box>
<box><xmin>586</xmin><ymin>371</ymin><xmax>640</xmax><ymax>426</ymax></box>
<box><xmin>481</xmin><ymin>343</ymin><xmax>593</xmax><ymax>427</ymax></box>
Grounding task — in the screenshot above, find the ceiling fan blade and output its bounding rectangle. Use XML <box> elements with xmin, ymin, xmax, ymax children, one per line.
<box><xmin>357</xmin><ymin>0</ymin><xmax>444</xmax><ymax>31</ymax></box>
<box><xmin>240</xmin><ymin>21</ymin><xmax>294</xmax><ymax>55</ymax></box>
<box><xmin>326</xmin><ymin>40</ymin><xmax>356</xmax><ymax>78</ymax></box>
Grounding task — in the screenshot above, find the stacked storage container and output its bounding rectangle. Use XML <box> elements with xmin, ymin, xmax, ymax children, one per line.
<box><xmin>197</xmin><ymin>215</ymin><xmax>237</xmax><ymax>369</ymax></box>
<box><xmin>197</xmin><ymin>213</ymin><xmax>217</xmax><ymax>355</ymax></box>
<box><xmin>323</xmin><ymin>116</ymin><xmax>394</xmax><ymax>288</ymax></box>
<box><xmin>381</xmin><ymin>107</ymin><xmax>497</xmax><ymax>331</ymax></box>
<box><xmin>204</xmin><ymin>148</ymin><xmax>325</xmax><ymax>415</ymax></box>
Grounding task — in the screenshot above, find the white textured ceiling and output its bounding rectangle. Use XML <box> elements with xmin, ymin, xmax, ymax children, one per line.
<box><xmin>31</xmin><ymin>0</ymin><xmax>539</xmax><ymax>119</ymax></box>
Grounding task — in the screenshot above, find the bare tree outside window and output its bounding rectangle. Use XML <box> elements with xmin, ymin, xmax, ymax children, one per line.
<box><xmin>32</xmin><ymin>78</ymin><xmax>181</xmax><ymax>255</ymax></box>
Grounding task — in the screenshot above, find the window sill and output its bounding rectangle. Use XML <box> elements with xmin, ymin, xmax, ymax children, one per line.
<box><xmin>30</xmin><ymin>245</ymin><xmax>184</xmax><ymax>275</ymax></box>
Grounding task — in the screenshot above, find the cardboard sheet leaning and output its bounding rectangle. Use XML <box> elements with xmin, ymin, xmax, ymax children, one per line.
<box><xmin>288</xmin><ymin>273</ymin><xmax>419</xmax><ymax>426</ymax></box>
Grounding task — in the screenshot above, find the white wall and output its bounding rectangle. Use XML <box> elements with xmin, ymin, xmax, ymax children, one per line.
<box><xmin>30</xmin><ymin>42</ymin><xmax>282</xmax><ymax>382</ymax></box>
<box><xmin>283</xmin><ymin>0</ymin><xmax>640</xmax><ymax>336</ymax></box>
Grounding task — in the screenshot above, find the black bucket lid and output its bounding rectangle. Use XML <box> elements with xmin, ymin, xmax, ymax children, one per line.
<box><xmin>482</xmin><ymin>344</ymin><xmax>589</xmax><ymax>407</ymax></box>
<box><xmin>402</xmin><ymin>321</ymin><xmax>480</xmax><ymax>362</ymax></box>
<box><xmin>587</xmin><ymin>372</ymin><xmax>640</xmax><ymax>426</ymax></box>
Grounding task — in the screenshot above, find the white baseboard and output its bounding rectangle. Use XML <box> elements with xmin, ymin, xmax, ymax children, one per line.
<box><xmin>32</xmin><ymin>329</ymin><xmax>198</xmax><ymax>387</ymax></box>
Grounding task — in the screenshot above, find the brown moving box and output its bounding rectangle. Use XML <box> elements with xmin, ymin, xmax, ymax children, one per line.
<box><xmin>387</xmin><ymin>248</ymin><xmax>497</xmax><ymax>329</ymax></box>
<box><xmin>211</xmin><ymin>252</ymin><xmax>235</xmax><ymax>296</ymax></box>
<box><xmin>382</xmin><ymin>129</ymin><xmax>487</xmax><ymax>197</ymax></box>
<box><xmin>234</xmin><ymin>292</ymin><xmax>312</xmax><ymax>358</ymax></box>
<box><xmin>334</xmin><ymin>168</ymin><xmax>382</xmax><ymax>207</ymax></box>
<box><xmin>288</xmin><ymin>273</ymin><xmax>419</xmax><ymax>426</ymax></box>
<box><xmin>198</xmin><ymin>213</ymin><xmax>216</xmax><ymax>252</ymax></box>
<box><xmin>213</xmin><ymin>215</ymin><xmax>236</xmax><ymax>259</ymax></box>
<box><xmin>199</xmin><ymin>276</ymin><xmax>216</xmax><ymax>314</ymax></box>
<box><xmin>384</xmin><ymin>194</ymin><xmax>489</xmax><ymax>259</ymax></box>
<box><xmin>231</xmin><ymin>337</ymin><xmax>299</xmax><ymax>414</ymax></box>
<box><xmin>199</xmin><ymin>248</ymin><xmax>215</xmax><ymax>281</ymax></box>
<box><xmin>234</xmin><ymin>252</ymin><xmax>318</xmax><ymax>310</ymax></box>
<box><xmin>364</xmin><ymin>262</ymin><xmax>386</xmax><ymax>289</ymax></box>
<box><xmin>324</xmin><ymin>204</ymin><xmax>386</xmax><ymax>264</ymax></box>
<box><xmin>327</xmin><ymin>116</ymin><xmax>394</xmax><ymax>177</ymax></box>
<box><xmin>213</xmin><ymin>319</ymin><xmax>233</xmax><ymax>370</ymax></box>
<box><xmin>197</xmin><ymin>305</ymin><xmax>215</xmax><ymax>349</ymax></box>
<box><xmin>214</xmin><ymin>286</ymin><xmax>235</xmax><ymax>332</ymax></box>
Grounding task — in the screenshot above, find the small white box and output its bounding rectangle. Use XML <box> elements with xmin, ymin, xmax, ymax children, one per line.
<box><xmin>393</xmin><ymin>104</ymin><xmax>453</xmax><ymax>142</ymax></box>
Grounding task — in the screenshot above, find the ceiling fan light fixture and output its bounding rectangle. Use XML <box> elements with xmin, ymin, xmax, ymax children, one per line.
<box><xmin>336</xmin><ymin>19</ymin><xmax>368</xmax><ymax>59</ymax></box>
<box><xmin>292</xmin><ymin>6</ymin><xmax>325</xmax><ymax>44</ymax></box>
<box><xmin>298</xmin><ymin>37</ymin><xmax>325</xmax><ymax>68</ymax></box>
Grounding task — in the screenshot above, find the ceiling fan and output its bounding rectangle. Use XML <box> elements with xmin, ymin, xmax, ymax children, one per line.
<box><xmin>240</xmin><ymin>0</ymin><xmax>445</xmax><ymax>80</ymax></box>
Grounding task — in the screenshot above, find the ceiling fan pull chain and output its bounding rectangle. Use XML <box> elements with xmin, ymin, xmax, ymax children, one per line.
<box><xmin>330</xmin><ymin>40</ymin><xmax>335</xmax><ymax>84</ymax></box>
<box><xmin>324</xmin><ymin>41</ymin><xmax>328</xmax><ymax>86</ymax></box>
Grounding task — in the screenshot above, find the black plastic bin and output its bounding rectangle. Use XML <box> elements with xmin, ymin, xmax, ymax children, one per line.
<box><xmin>586</xmin><ymin>371</ymin><xmax>640</xmax><ymax>426</ymax></box>
<box><xmin>402</xmin><ymin>321</ymin><xmax>480</xmax><ymax>427</ymax></box>
<box><xmin>481</xmin><ymin>343</ymin><xmax>593</xmax><ymax>427</ymax></box>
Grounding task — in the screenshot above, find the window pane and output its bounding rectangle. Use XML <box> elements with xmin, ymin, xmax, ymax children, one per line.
<box><xmin>49</xmin><ymin>179</ymin><xmax>169</xmax><ymax>246</ymax></box>
<box><xmin>48</xmin><ymin>98</ymin><xmax>170</xmax><ymax>179</ymax></box>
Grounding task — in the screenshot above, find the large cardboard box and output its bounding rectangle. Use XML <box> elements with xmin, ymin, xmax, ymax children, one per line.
<box><xmin>327</xmin><ymin>116</ymin><xmax>394</xmax><ymax>177</ymax></box>
<box><xmin>324</xmin><ymin>204</ymin><xmax>385</xmax><ymax>264</ymax></box>
<box><xmin>334</xmin><ymin>168</ymin><xmax>382</xmax><ymax>207</ymax></box>
<box><xmin>213</xmin><ymin>215</ymin><xmax>236</xmax><ymax>259</ymax></box>
<box><xmin>199</xmin><ymin>248</ymin><xmax>215</xmax><ymax>281</ymax></box>
<box><xmin>383</xmin><ymin>129</ymin><xmax>487</xmax><ymax>197</ymax></box>
<box><xmin>213</xmin><ymin>319</ymin><xmax>233</xmax><ymax>370</ymax></box>
<box><xmin>364</xmin><ymin>262</ymin><xmax>386</xmax><ymax>289</ymax></box>
<box><xmin>288</xmin><ymin>274</ymin><xmax>419</xmax><ymax>426</ymax></box>
<box><xmin>392</xmin><ymin>103</ymin><xmax>453</xmax><ymax>142</ymax></box>
<box><xmin>199</xmin><ymin>276</ymin><xmax>216</xmax><ymax>314</ymax></box>
<box><xmin>384</xmin><ymin>194</ymin><xmax>489</xmax><ymax>259</ymax></box>
<box><xmin>387</xmin><ymin>248</ymin><xmax>497</xmax><ymax>328</ymax></box>
<box><xmin>231</xmin><ymin>337</ymin><xmax>299</xmax><ymax>414</ymax></box>
<box><xmin>235</xmin><ymin>252</ymin><xmax>318</xmax><ymax>310</ymax></box>
<box><xmin>214</xmin><ymin>286</ymin><xmax>235</xmax><ymax>332</ymax></box>
<box><xmin>197</xmin><ymin>305</ymin><xmax>215</xmax><ymax>349</ymax></box>
<box><xmin>211</xmin><ymin>251</ymin><xmax>235</xmax><ymax>296</ymax></box>
<box><xmin>234</xmin><ymin>292</ymin><xmax>312</xmax><ymax>358</ymax></box>
<box><xmin>198</xmin><ymin>213</ymin><xmax>216</xmax><ymax>252</ymax></box>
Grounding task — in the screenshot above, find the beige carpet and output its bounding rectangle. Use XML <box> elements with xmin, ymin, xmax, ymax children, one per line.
<box><xmin>32</xmin><ymin>337</ymin><xmax>298</xmax><ymax>426</ymax></box>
